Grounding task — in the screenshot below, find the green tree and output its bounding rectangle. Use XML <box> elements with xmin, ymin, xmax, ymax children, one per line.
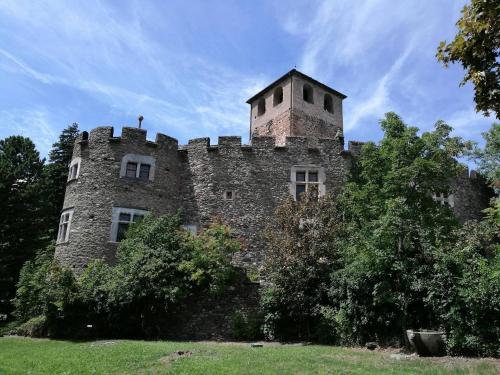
<box><xmin>0</xmin><ymin>136</ymin><xmax>45</xmax><ymax>317</ymax></box>
<box><xmin>330</xmin><ymin>113</ymin><xmax>469</xmax><ymax>345</ymax></box>
<box><xmin>262</xmin><ymin>193</ymin><xmax>343</xmax><ymax>341</ymax></box>
<box><xmin>41</xmin><ymin>123</ymin><xmax>79</xmax><ymax>235</ymax></box>
<box><xmin>437</xmin><ymin>0</ymin><xmax>500</xmax><ymax>118</ymax></box>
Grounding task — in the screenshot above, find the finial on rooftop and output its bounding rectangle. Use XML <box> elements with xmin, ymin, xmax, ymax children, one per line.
<box><xmin>138</xmin><ymin>115</ymin><xmax>144</xmax><ymax>129</ymax></box>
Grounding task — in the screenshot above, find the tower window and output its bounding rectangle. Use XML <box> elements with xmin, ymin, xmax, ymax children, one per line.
<box><xmin>57</xmin><ymin>209</ymin><xmax>74</xmax><ymax>244</ymax></box>
<box><xmin>111</xmin><ymin>207</ymin><xmax>148</xmax><ymax>242</ymax></box>
<box><xmin>67</xmin><ymin>157</ymin><xmax>81</xmax><ymax>181</ymax></box>
<box><xmin>120</xmin><ymin>154</ymin><xmax>156</xmax><ymax>181</ymax></box>
<box><xmin>273</xmin><ymin>86</ymin><xmax>283</xmax><ymax>106</ymax></box>
<box><xmin>324</xmin><ymin>94</ymin><xmax>333</xmax><ymax>113</ymax></box>
<box><xmin>303</xmin><ymin>84</ymin><xmax>314</xmax><ymax>104</ymax></box>
<box><xmin>257</xmin><ymin>98</ymin><xmax>266</xmax><ymax>116</ymax></box>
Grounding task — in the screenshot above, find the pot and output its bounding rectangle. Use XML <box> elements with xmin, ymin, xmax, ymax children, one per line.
<box><xmin>406</xmin><ymin>329</ymin><xmax>446</xmax><ymax>356</ymax></box>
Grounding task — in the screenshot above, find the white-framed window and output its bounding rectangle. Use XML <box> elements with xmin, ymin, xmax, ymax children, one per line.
<box><xmin>432</xmin><ymin>192</ymin><xmax>455</xmax><ymax>208</ymax></box>
<box><xmin>110</xmin><ymin>207</ymin><xmax>148</xmax><ymax>242</ymax></box>
<box><xmin>57</xmin><ymin>209</ymin><xmax>74</xmax><ymax>244</ymax></box>
<box><xmin>289</xmin><ymin>166</ymin><xmax>326</xmax><ymax>201</ymax></box>
<box><xmin>68</xmin><ymin>157</ymin><xmax>81</xmax><ymax>181</ymax></box>
<box><xmin>120</xmin><ymin>154</ymin><xmax>155</xmax><ymax>181</ymax></box>
<box><xmin>182</xmin><ymin>224</ymin><xmax>198</xmax><ymax>235</ymax></box>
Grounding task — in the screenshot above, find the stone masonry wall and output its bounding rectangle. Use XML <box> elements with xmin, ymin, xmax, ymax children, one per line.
<box><xmin>55</xmin><ymin>127</ymin><xmax>182</xmax><ymax>272</ymax></box>
<box><xmin>182</xmin><ymin>135</ymin><xmax>347</xmax><ymax>269</ymax></box>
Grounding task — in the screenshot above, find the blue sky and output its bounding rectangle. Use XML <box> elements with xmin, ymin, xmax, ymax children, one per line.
<box><xmin>0</xmin><ymin>0</ymin><xmax>495</xmax><ymax>159</ymax></box>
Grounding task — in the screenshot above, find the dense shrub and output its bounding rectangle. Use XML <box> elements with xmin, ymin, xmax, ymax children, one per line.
<box><xmin>263</xmin><ymin>113</ymin><xmax>500</xmax><ymax>356</ymax></box>
<box><xmin>230</xmin><ymin>310</ymin><xmax>264</xmax><ymax>341</ymax></box>
<box><xmin>428</xmin><ymin>219</ymin><xmax>500</xmax><ymax>357</ymax></box>
<box><xmin>261</xmin><ymin>192</ymin><xmax>343</xmax><ymax>342</ymax></box>
<box><xmin>12</xmin><ymin>213</ymin><xmax>241</xmax><ymax>338</ymax></box>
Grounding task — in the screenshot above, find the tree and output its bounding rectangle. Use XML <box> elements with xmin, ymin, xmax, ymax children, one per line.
<box><xmin>330</xmin><ymin>113</ymin><xmax>470</xmax><ymax>345</ymax></box>
<box><xmin>41</xmin><ymin>123</ymin><xmax>79</xmax><ymax>235</ymax></box>
<box><xmin>0</xmin><ymin>136</ymin><xmax>45</xmax><ymax>317</ymax></box>
<box><xmin>437</xmin><ymin>0</ymin><xmax>500</xmax><ymax>118</ymax></box>
<box><xmin>262</xmin><ymin>192</ymin><xmax>343</xmax><ymax>342</ymax></box>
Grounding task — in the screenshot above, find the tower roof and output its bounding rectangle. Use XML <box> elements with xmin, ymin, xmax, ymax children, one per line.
<box><xmin>246</xmin><ymin>68</ymin><xmax>347</xmax><ymax>104</ymax></box>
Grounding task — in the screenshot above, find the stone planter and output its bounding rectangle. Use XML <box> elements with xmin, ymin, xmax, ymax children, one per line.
<box><xmin>406</xmin><ymin>329</ymin><xmax>446</xmax><ymax>356</ymax></box>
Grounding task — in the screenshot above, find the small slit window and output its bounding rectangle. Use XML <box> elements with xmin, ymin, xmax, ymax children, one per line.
<box><xmin>303</xmin><ymin>84</ymin><xmax>314</xmax><ymax>104</ymax></box>
<box><xmin>273</xmin><ymin>86</ymin><xmax>283</xmax><ymax>106</ymax></box>
<box><xmin>324</xmin><ymin>94</ymin><xmax>333</xmax><ymax>113</ymax></box>
<box><xmin>257</xmin><ymin>98</ymin><xmax>266</xmax><ymax>116</ymax></box>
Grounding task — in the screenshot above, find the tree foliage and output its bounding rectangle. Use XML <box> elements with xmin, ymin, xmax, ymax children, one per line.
<box><xmin>262</xmin><ymin>192</ymin><xmax>343</xmax><ymax>342</ymax></box>
<box><xmin>12</xmin><ymin>213</ymin><xmax>240</xmax><ymax>338</ymax></box>
<box><xmin>264</xmin><ymin>113</ymin><xmax>499</xmax><ymax>356</ymax></box>
<box><xmin>437</xmin><ymin>0</ymin><xmax>500</xmax><ymax>118</ymax></box>
<box><xmin>41</xmin><ymin>123</ymin><xmax>79</xmax><ymax>235</ymax></box>
<box><xmin>0</xmin><ymin>136</ymin><xmax>45</xmax><ymax>316</ymax></box>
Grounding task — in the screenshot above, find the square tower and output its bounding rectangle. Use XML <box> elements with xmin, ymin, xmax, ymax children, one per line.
<box><xmin>246</xmin><ymin>69</ymin><xmax>347</xmax><ymax>145</ymax></box>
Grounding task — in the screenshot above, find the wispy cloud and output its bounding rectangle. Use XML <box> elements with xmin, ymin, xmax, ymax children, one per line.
<box><xmin>0</xmin><ymin>107</ymin><xmax>57</xmax><ymax>156</ymax></box>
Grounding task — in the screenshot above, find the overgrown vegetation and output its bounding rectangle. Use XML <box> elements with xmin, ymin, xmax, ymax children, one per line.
<box><xmin>11</xmin><ymin>213</ymin><xmax>240</xmax><ymax>338</ymax></box>
<box><xmin>262</xmin><ymin>114</ymin><xmax>499</xmax><ymax>357</ymax></box>
<box><xmin>0</xmin><ymin>124</ymin><xmax>79</xmax><ymax>318</ymax></box>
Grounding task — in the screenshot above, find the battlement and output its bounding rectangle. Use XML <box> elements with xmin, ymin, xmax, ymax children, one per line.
<box><xmin>81</xmin><ymin>126</ymin><xmax>179</xmax><ymax>151</ymax></box>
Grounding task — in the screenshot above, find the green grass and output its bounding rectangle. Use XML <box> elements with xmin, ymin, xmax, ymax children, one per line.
<box><xmin>0</xmin><ymin>337</ymin><xmax>498</xmax><ymax>375</ymax></box>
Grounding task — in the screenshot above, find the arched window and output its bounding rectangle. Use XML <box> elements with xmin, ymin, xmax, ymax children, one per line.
<box><xmin>273</xmin><ymin>86</ymin><xmax>283</xmax><ymax>106</ymax></box>
<box><xmin>303</xmin><ymin>84</ymin><xmax>314</xmax><ymax>104</ymax></box>
<box><xmin>257</xmin><ymin>98</ymin><xmax>266</xmax><ymax>116</ymax></box>
<box><xmin>323</xmin><ymin>94</ymin><xmax>333</xmax><ymax>113</ymax></box>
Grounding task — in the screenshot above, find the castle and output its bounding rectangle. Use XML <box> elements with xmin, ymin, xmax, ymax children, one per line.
<box><xmin>54</xmin><ymin>69</ymin><xmax>490</xmax><ymax>273</ymax></box>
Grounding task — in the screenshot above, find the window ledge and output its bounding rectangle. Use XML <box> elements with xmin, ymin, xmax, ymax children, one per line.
<box><xmin>120</xmin><ymin>176</ymin><xmax>152</xmax><ymax>182</ymax></box>
<box><xmin>66</xmin><ymin>178</ymin><xmax>78</xmax><ymax>185</ymax></box>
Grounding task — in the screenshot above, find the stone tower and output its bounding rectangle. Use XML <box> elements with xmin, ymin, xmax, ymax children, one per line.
<box><xmin>247</xmin><ymin>69</ymin><xmax>347</xmax><ymax>145</ymax></box>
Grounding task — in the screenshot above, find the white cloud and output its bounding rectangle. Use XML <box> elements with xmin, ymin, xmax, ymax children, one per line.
<box><xmin>0</xmin><ymin>107</ymin><xmax>57</xmax><ymax>156</ymax></box>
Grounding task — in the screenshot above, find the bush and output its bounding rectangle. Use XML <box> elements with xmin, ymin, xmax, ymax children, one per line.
<box><xmin>12</xmin><ymin>213</ymin><xmax>241</xmax><ymax>339</ymax></box>
<box><xmin>16</xmin><ymin>316</ymin><xmax>47</xmax><ymax>337</ymax></box>
<box><xmin>428</xmin><ymin>219</ymin><xmax>500</xmax><ymax>357</ymax></box>
<box><xmin>230</xmin><ymin>310</ymin><xmax>264</xmax><ymax>341</ymax></box>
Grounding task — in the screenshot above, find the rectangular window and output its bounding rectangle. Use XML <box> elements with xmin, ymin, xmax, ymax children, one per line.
<box><xmin>111</xmin><ymin>208</ymin><xmax>148</xmax><ymax>242</ymax></box>
<box><xmin>139</xmin><ymin>164</ymin><xmax>150</xmax><ymax>180</ymax></box>
<box><xmin>67</xmin><ymin>158</ymin><xmax>81</xmax><ymax>181</ymax></box>
<box><xmin>296</xmin><ymin>184</ymin><xmax>306</xmax><ymax>201</ymax></box>
<box><xmin>292</xmin><ymin>167</ymin><xmax>323</xmax><ymax>202</ymax></box>
<box><xmin>308</xmin><ymin>172</ymin><xmax>318</xmax><ymax>182</ymax></box>
<box><xmin>126</xmin><ymin>162</ymin><xmax>137</xmax><ymax>178</ymax></box>
<box><xmin>57</xmin><ymin>209</ymin><xmax>73</xmax><ymax>243</ymax></box>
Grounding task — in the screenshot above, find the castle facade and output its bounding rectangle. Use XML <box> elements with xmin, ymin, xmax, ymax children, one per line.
<box><xmin>55</xmin><ymin>70</ymin><xmax>490</xmax><ymax>272</ymax></box>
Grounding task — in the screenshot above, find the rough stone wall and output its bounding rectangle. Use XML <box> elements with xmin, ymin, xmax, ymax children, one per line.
<box><xmin>251</xmin><ymin>110</ymin><xmax>292</xmax><ymax>145</ymax></box>
<box><xmin>163</xmin><ymin>277</ymin><xmax>261</xmax><ymax>340</ymax></box>
<box><xmin>55</xmin><ymin>127</ymin><xmax>182</xmax><ymax>272</ymax></box>
<box><xmin>182</xmin><ymin>135</ymin><xmax>346</xmax><ymax>268</ymax></box>
<box><xmin>451</xmin><ymin>168</ymin><xmax>493</xmax><ymax>223</ymax></box>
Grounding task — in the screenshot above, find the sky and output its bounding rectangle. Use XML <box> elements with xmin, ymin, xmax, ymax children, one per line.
<box><xmin>0</xmin><ymin>0</ymin><xmax>495</xmax><ymax>159</ymax></box>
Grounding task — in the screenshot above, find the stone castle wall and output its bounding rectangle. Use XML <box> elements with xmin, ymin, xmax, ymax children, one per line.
<box><xmin>55</xmin><ymin>127</ymin><xmax>347</xmax><ymax>271</ymax></box>
<box><xmin>55</xmin><ymin>127</ymin><xmax>183</xmax><ymax>271</ymax></box>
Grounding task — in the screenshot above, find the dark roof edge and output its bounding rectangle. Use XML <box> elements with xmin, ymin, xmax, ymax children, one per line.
<box><xmin>246</xmin><ymin>68</ymin><xmax>347</xmax><ymax>104</ymax></box>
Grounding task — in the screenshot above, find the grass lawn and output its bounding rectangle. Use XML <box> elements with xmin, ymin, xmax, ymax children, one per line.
<box><xmin>0</xmin><ymin>337</ymin><xmax>498</xmax><ymax>375</ymax></box>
